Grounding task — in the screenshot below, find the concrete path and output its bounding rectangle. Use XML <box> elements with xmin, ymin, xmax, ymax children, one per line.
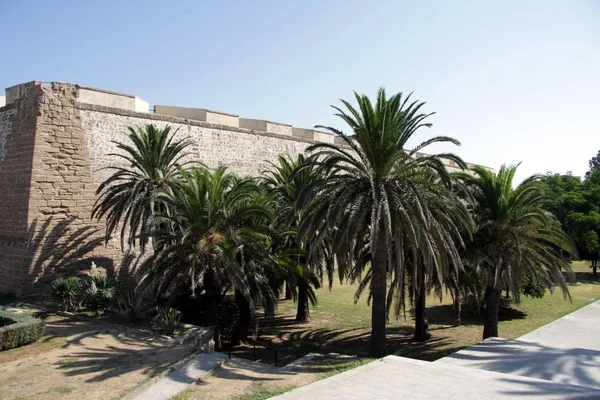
<box><xmin>518</xmin><ymin>300</ymin><xmax>600</xmax><ymax>350</ymax></box>
<box><xmin>437</xmin><ymin>300</ymin><xmax>600</xmax><ymax>390</ymax></box>
<box><xmin>272</xmin><ymin>355</ymin><xmax>600</xmax><ymax>399</ymax></box>
<box><xmin>131</xmin><ymin>351</ymin><xmax>227</xmax><ymax>400</ymax></box>
<box><xmin>272</xmin><ymin>300</ymin><xmax>600</xmax><ymax>399</ymax></box>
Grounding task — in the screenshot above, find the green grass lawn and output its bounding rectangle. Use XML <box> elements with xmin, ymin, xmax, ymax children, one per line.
<box><xmin>239</xmin><ymin>261</ymin><xmax>600</xmax><ymax>366</ymax></box>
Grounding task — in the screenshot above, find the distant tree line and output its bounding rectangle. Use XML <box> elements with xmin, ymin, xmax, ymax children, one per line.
<box><xmin>539</xmin><ymin>151</ymin><xmax>600</xmax><ymax>274</ymax></box>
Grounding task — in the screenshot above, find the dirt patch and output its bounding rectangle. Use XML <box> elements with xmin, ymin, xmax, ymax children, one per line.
<box><xmin>0</xmin><ymin>313</ymin><xmax>195</xmax><ymax>400</ymax></box>
<box><xmin>173</xmin><ymin>357</ymin><xmax>319</xmax><ymax>400</ymax></box>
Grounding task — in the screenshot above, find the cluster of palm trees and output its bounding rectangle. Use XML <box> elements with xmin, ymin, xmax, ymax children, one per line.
<box><xmin>93</xmin><ymin>89</ymin><xmax>571</xmax><ymax>357</ymax></box>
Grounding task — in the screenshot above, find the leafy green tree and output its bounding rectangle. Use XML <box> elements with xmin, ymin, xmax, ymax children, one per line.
<box><xmin>539</xmin><ymin>170</ymin><xmax>600</xmax><ymax>275</ymax></box>
<box><xmin>262</xmin><ymin>155</ymin><xmax>334</xmax><ymax>322</ymax></box>
<box><xmin>92</xmin><ymin>124</ymin><xmax>192</xmax><ymax>251</ymax></box>
<box><xmin>458</xmin><ymin>165</ymin><xmax>571</xmax><ymax>339</ymax></box>
<box><xmin>300</xmin><ymin>89</ymin><xmax>470</xmax><ymax>356</ymax></box>
<box><xmin>585</xmin><ymin>150</ymin><xmax>600</xmax><ymax>181</ymax></box>
<box><xmin>138</xmin><ymin>168</ymin><xmax>275</xmax><ymax>349</ymax></box>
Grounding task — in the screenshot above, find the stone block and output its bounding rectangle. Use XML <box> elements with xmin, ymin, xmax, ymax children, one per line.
<box><xmin>239</xmin><ymin>118</ymin><xmax>293</xmax><ymax>136</ymax></box>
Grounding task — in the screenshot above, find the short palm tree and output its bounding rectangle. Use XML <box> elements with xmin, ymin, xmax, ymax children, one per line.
<box><xmin>139</xmin><ymin>167</ymin><xmax>274</xmax><ymax>349</ymax></box>
<box><xmin>457</xmin><ymin>165</ymin><xmax>572</xmax><ymax>339</ymax></box>
<box><xmin>394</xmin><ymin>182</ymin><xmax>472</xmax><ymax>341</ymax></box>
<box><xmin>299</xmin><ymin>89</ymin><xmax>471</xmax><ymax>357</ymax></box>
<box><xmin>262</xmin><ymin>155</ymin><xmax>334</xmax><ymax>322</ymax></box>
<box><xmin>92</xmin><ymin>124</ymin><xmax>192</xmax><ymax>251</ymax></box>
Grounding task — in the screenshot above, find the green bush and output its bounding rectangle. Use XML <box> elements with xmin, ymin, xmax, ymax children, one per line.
<box><xmin>521</xmin><ymin>274</ymin><xmax>546</xmax><ymax>299</ymax></box>
<box><xmin>52</xmin><ymin>277</ymin><xmax>84</xmax><ymax>311</ymax></box>
<box><xmin>0</xmin><ymin>310</ymin><xmax>45</xmax><ymax>351</ymax></box>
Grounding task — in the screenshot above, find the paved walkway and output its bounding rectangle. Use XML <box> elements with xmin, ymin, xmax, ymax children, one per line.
<box><xmin>272</xmin><ymin>355</ymin><xmax>600</xmax><ymax>399</ymax></box>
<box><xmin>131</xmin><ymin>351</ymin><xmax>227</xmax><ymax>400</ymax></box>
<box><xmin>437</xmin><ymin>301</ymin><xmax>600</xmax><ymax>389</ymax></box>
<box><xmin>273</xmin><ymin>301</ymin><xmax>600</xmax><ymax>399</ymax></box>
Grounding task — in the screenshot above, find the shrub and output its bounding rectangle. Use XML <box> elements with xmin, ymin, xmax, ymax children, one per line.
<box><xmin>52</xmin><ymin>277</ymin><xmax>84</xmax><ymax>311</ymax></box>
<box><xmin>84</xmin><ymin>275</ymin><xmax>115</xmax><ymax>316</ymax></box>
<box><xmin>0</xmin><ymin>310</ymin><xmax>45</xmax><ymax>351</ymax></box>
<box><xmin>521</xmin><ymin>273</ymin><xmax>546</xmax><ymax>299</ymax></box>
<box><xmin>155</xmin><ymin>305</ymin><xmax>181</xmax><ymax>335</ymax></box>
<box><xmin>111</xmin><ymin>287</ymin><xmax>152</xmax><ymax>321</ymax></box>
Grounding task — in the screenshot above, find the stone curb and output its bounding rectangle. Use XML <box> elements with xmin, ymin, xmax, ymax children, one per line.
<box><xmin>119</xmin><ymin>350</ymin><xmax>210</xmax><ymax>400</ymax></box>
<box><xmin>281</xmin><ymin>352</ymin><xmax>357</xmax><ymax>371</ymax></box>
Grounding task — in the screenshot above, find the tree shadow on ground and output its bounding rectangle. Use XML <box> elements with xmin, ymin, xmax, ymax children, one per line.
<box><xmin>246</xmin><ymin>314</ymin><xmax>470</xmax><ymax>366</ymax></box>
<box><xmin>200</xmin><ymin>358</ymin><xmax>297</xmax><ymax>384</ymax></box>
<box><xmin>445</xmin><ymin>338</ymin><xmax>600</xmax><ymax>391</ymax></box>
<box><xmin>32</xmin><ymin>314</ymin><xmax>193</xmax><ymax>383</ymax></box>
<box><xmin>497</xmin><ymin>376</ymin><xmax>600</xmax><ymax>399</ymax></box>
<box><xmin>421</xmin><ymin>303</ymin><xmax>526</xmax><ymax>328</ymax></box>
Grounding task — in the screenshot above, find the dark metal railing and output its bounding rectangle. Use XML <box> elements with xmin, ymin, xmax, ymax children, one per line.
<box><xmin>228</xmin><ymin>338</ymin><xmax>278</xmax><ymax>366</ymax></box>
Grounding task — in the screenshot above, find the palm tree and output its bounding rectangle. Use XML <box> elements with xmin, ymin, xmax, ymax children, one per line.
<box><xmin>457</xmin><ymin>165</ymin><xmax>572</xmax><ymax>339</ymax></box>
<box><xmin>262</xmin><ymin>155</ymin><xmax>334</xmax><ymax>322</ymax></box>
<box><xmin>92</xmin><ymin>124</ymin><xmax>192</xmax><ymax>251</ymax></box>
<box><xmin>299</xmin><ymin>89</ymin><xmax>470</xmax><ymax>357</ymax></box>
<box><xmin>138</xmin><ymin>167</ymin><xmax>275</xmax><ymax>349</ymax></box>
<box><xmin>401</xmin><ymin>182</ymin><xmax>472</xmax><ymax>341</ymax></box>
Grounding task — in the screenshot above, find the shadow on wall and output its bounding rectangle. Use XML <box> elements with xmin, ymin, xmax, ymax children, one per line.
<box><xmin>3</xmin><ymin>217</ymin><xmax>143</xmax><ymax>295</ymax></box>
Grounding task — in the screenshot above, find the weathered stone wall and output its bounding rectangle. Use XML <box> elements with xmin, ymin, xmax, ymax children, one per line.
<box><xmin>79</xmin><ymin>105</ymin><xmax>316</xmax><ymax>183</ymax></box>
<box><xmin>0</xmin><ymin>106</ymin><xmax>16</xmax><ymax>166</ymax></box>
<box><xmin>0</xmin><ymin>83</ymin><xmax>41</xmax><ymax>294</ymax></box>
<box><xmin>0</xmin><ymin>83</ymin><xmax>130</xmax><ymax>295</ymax></box>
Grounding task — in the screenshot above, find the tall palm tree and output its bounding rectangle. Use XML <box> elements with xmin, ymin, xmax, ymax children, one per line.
<box><xmin>92</xmin><ymin>124</ymin><xmax>192</xmax><ymax>252</ymax></box>
<box><xmin>457</xmin><ymin>165</ymin><xmax>572</xmax><ymax>339</ymax></box>
<box><xmin>299</xmin><ymin>89</ymin><xmax>470</xmax><ymax>357</ymax></box>
<box><xmin>138</xmin><ymin>167</ymin><xmax>274</xmax><ymax>349</ymax></box>
<box><xmin>262</xmin><ymin>155</ymin><xmax>334</xmax><ymax>322</ymax></box>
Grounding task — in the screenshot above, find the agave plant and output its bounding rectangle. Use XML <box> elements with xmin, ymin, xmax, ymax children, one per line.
<box><xmin>155</xmin><ymin>305</ymin><xmax>182</xmax><ymax>335</ymax></box>
<box><xmin>84</xmin><ymin>275</ymin><xmax>115</xmax><ymax>316</ymax></box>
<box><xmin>52</xmin><ymin>277</ymin><xmax>84</xmax><ymax>311</ymax></box>
<box><xmin>111</xmin><ymin>287</ymin><xmax>151</xmax><ymax>321</ymax></box>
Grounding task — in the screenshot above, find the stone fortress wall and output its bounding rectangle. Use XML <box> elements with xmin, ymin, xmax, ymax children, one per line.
<box><xmin>0</xmin><ymin>81</ymin><xmax>485</xmax><ymax>295</ymax></box>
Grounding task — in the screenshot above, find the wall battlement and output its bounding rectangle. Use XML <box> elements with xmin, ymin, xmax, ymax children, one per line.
<box><xmin>3</xmin><ymin>82</ymin><xmax>485</xmax><ymax>168</ymax></box>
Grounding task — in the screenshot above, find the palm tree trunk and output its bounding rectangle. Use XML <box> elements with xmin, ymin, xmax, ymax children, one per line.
<box><xmin>284</xmin><ymin>283</ymin><xmax>293</xmax><ymax>300</ymax></box>
<box><xmin>453</xmin><ymin>294</ymin><xmax>462</xmax><ymax>327</ymax></box>
<box><xmin>483</xmin><ymin>285</ymin><xmax>500</xmax><ymax>339</ymax></box>
<box><xmin>413</xmin><ymin>269</ymin><xmax>430</xmax><ymax>342</ymax></box>
<box><xmin>369</xmin><ymin>225</ymin><xmax>387</xmax><ymax>358</ymax></box>
<box><xmin>213</xmin><ymin>293</ymin><xmax>223</xmax><ymax>351</ymax></box>
<box><xmin>452</xmin><ymin>276</ymin><xmax>462</xmax><ymax>327</ymax></box>
<box><xmin>295</xmin><ymin>284</ymin><xmax>310</xmax><ymax>322</ymax></box>
<box><xmin>232</xmin><ymin>289</ymin><xmax>251</xmax><ymax>345</ymax></box>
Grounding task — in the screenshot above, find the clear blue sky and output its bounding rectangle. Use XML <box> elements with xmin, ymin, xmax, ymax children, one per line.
<box><xmin>2</xmin><ymin>1</ymin><xmax>599</xmax><ymax>182</ymax></box>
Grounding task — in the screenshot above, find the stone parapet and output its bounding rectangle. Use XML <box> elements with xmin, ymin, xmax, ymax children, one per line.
<box><xmin>239</xmin><ymin>118</ymin><xmax>292</xmax><ymax>136</ymax></box>
<box><xmin>154</xmin><ymin>105</ymin><xmax>239</xmax><ymax>128</ymax></box>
